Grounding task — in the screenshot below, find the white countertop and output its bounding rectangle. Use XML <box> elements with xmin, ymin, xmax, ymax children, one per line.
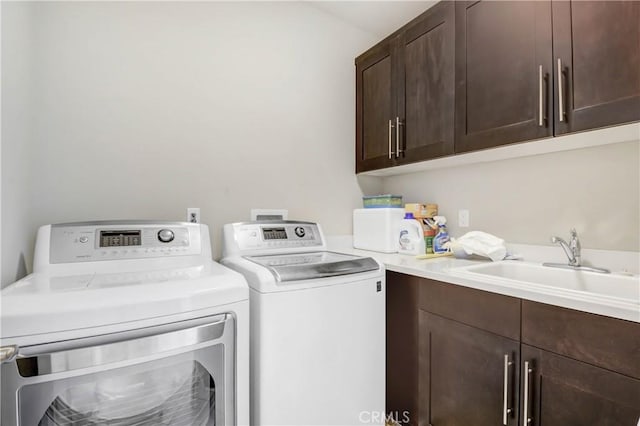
<box><xmin>327</xmin><ymin>236</ymin><xmax>640</xmax><ymax>323</ymax></box>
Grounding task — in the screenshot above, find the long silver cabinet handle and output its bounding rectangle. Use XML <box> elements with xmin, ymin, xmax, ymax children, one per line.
<box><xmin>395</xmin><ymin>116</ymin><xmax>404</xmax><ymax>158</ymax></box>
<box><xmin>523</xmin><ymin>361</ymin><xmax>533</xmax><ymax>425</ymax></box>
<box><xmin>503</xmin><ymin>354</ymin><xmax>514</xmax><ymax>425</ymax></box>
<box><xmin>557</xmin><ymin>58</ymin><xmax>565</xmax><ymax>122</ymax></box>
<box><xmin>538</xmin><ymin>65</ymin><xmax>545</xmax><ymax>127</ymax></box>
<box><xmin>388</xmin><ymin>119</ymin><xmax>395</xmax><ymax>159</ymax></box>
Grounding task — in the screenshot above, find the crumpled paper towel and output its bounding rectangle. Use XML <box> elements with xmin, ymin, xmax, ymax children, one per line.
<box><xmin>447</xmin><ymin>231</ymin><xmax>508</xmax><ymax>262</ymax></box>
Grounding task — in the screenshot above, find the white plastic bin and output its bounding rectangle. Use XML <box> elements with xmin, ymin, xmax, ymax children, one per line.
<box><xmin>353</xmin><ymin>208</ymin><xmax>405</xmax><ymax>253</ymax></box>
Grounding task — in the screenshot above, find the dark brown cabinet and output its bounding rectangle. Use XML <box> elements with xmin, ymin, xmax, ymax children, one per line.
<box><xmin>416</xmin><ymin>278</ymin><xmax>521</xmax><ymax>426</ymax></box>
<box><xmin>356</xmin><ymin>2</ymin><xmax>455</xmax><ymax>173</ymax></box>
<box><xmin>386</xmin><ymin>272</ymin><xmax>640</xmax><ymax>426</ymax></box>
<box><xmin>520</xmin><ymin>300</ymin><xmax>640</xmax><ymax>425</ymax></box>
<box><xmin>454</xmin><ymin>1</ymin><xmax>553</xmax><ymax>153</ymax></box>
<box><xmin>385</xmin><ymin>272</ymin><xmax>419</xmax><ymax>425</ymax></box>
<box><xmin>419</xmin><ymin>312</ymin><xmax>521</xmax><ymax>426</ymax></box>
<box><xmin>455</xmin><ymin>0</ymin><xmax>640</xmax><ymax>153</ymax></box>
<box><xmin>356</xmin><ymin>41</ymin><xmax>395</xmax><ymax>172</ymax></box>
<box><xmin>552</xmin><ymin>1</ymin><xmax>640</xmax><ymax>135</ymax></box>
<box><xmin>357</xmin><ymin>1</ymin><xmax>640</xmax><ymax>172</ymax></box>
<box><xmin>396</xmin><ymin>2</ymin><xmax>455</xmax><ymax>165</ymax></box>
<box><xmin>521</xmin><ymin>345</ymin><xmax>640</xmax><ymax>426</ymax></box>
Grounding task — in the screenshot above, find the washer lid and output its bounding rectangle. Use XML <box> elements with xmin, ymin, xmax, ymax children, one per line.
<box><xmin>245</xmin><ymin>251</ymin><xmax>379</xmax><ymax>282</ymax></box>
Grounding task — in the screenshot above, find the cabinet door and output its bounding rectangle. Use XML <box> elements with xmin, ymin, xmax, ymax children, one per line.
<box><xmin>553</xmin><ymin>1</ymin><xmax>640</xmax><ymax>134</ymax></box>
<box><xmin>454</xmin><ymin>1</ymin><xmax>553</xmax><ymax>153</ymax></box>
<box><xmin>522</xmin><ymin>300</ymin><xmax>640</xmax><ymax>380</ymax></box>
<box><xmin>418</xmin><ymin>312</ymin><xmax>520</xmax><ymax>426</ymax></box>
<box><xmin>396</xmin><ymin>1</ymin><xmax>455</xmax><ymax>164</ymax></box>
<box><xmin>356</xmin><ymin>41</ymin><xmax>396</xmax><ymax>173</ymax></box>
<box><xmin>386</xmin><ymin>272</ymin><xmax>419</xmax><ymax>425</ymax></box>
<box><xmin>521</xmin><ymin>345</ymin><xmax>640</xmax><ymax>426</ymax></box>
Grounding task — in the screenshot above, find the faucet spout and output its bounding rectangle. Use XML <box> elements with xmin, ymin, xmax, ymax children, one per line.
<box><xmin>545</xmin><ymin>229</ymin><xmax>609</xmax><ymax>273</ymax></box>
<box><xmin>550</xmin><ymin>230</ymin><xmax>581</xmax><ymax>267</ymax></box>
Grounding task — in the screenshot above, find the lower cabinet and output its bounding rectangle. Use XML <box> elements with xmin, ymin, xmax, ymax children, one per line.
<box><xmin>386</xmin><ymin>272</ymin><xmax>419</xmax><ymax>425</ymax></box>
<box><xmin>419</xmin><ymin>312</ymin><xmax>520</xmax><ymax>426</ymax></box>
<box><xmin>386</xmin><ymin>272</ymin><xmax>640</xmax><ymax>426</ymax></box>
<box><xmin>521</xmin><ymin>345</ymin><xmax>640</xmax><ymax>426</ymax></box>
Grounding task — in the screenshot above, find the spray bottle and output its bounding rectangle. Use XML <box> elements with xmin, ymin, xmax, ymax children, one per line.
<box><xmin>432</xmin><ymin>215</ymin><xmax>450</xmax><ymax>254</ymax></box>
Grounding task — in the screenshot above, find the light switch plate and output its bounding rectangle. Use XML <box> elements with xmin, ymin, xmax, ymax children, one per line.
<box><xmin>458</xmin><ymin>209</ymin><xmax>470</xmax><ymax>227</ymax></box>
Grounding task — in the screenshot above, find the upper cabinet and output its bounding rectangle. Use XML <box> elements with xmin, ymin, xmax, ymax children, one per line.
<box><xmin>397</xmin><ymin>2</ymin><xmax>456</xmax><ymax>166</ymax></box>
<box><xmin>356</xmin><ymin>40</ymin><xmax>395</xmax><ymax>172</ymax></box>
<box><xmin>356</xmin><ymin>2</ymin><xmax>455</xmax><ymax>173</ymax></box>
<box><xmin>356</xmin><ymin>0</ymin><xmax>640</xmax><ymax>173</ymax></box>
<box><xmin>552</xmin><ymin>1</ymin><xmax>640</xmax><ymax>134</ymax></box>
<box><xmin>456</xmin><ymin>0</ymin><xmax>640</xmax><ymax>154</ymax></box>
<box><xmin>454</xmin><ymin>1</ymin><xmax>553</xmax><ymax>153</ymax></box>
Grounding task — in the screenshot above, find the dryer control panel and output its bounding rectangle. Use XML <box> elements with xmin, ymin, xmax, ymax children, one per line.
<box><xmin>47</xmin><ymin>221</ymin><xmax>203</xmax><ymax>264</ymax></box>
<box><xmin>223</xmin><ymin>221</ymin><xmax>324</xmax><ymax>256</ymax></box>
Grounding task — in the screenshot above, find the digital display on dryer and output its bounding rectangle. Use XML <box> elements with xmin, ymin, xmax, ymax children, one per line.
<box><xmin>262</xmin><ymin>228</ymin><xmax>288</xmax><ymax>240</ymax></box>
<box><xmin>100</xmin><ymin>230</ymin><xmax>142</xmax><ymax>247</ymax></box>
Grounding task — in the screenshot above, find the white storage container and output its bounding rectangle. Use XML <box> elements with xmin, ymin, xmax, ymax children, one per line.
<box><xmin>353</xmin><ymin>208</ymin><xmax>405</xmax><ymax>253</ymax></box>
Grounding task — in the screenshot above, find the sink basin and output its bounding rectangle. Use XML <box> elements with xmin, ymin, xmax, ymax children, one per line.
<box><xmin>451</xmin><ymin>261</ymin><xmax>639</xmax><ymax>302</ymax></box>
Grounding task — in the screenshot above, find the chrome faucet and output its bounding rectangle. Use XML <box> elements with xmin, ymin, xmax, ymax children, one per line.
<box><xmin>543</xmin><ymin>229</ymin><xmax>610</xmax><ymax>274</ymax></box>
<box><xmin>551</xmin><ymin>228</ymin><xmax>581</xmax><ymax>266</ymax></box>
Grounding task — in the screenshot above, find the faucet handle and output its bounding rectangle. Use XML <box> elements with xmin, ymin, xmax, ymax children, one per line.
<box><xmin>569</xmin><ymin>229</ymin><xmax>580</xmax><ymax>247</ymax></box>
<box><xmin>568</xmin><ymin>229</ymin><xmax>581</xmax><ymax>266</ymax></box>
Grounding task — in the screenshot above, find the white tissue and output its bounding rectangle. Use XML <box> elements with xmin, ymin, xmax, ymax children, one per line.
<box><xmin>448</xmin><ymin>231</ymin><xmax>507</xmax><ymax>262</ymax></box>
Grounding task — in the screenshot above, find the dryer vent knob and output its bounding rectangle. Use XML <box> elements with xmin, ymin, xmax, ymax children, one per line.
<box><xmin>158</xmin><ymin>229</ymin><xmax>175</xmax><ymax>243</ymax></box>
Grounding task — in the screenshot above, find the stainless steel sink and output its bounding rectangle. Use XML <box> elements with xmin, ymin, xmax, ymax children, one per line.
<box><xmin>451</xmin><ymin>261</ymin><xmax>639</xmax><ymax>301</ymax></box>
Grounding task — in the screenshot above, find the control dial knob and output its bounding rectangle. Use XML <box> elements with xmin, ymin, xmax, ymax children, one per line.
<box><xmin>294</xmin><ymin>227</ymin><xmax>306</xmax><ymax>238</ymax></box>
<box><xmin>158</xmin><ymin>229</ymin><xmax>175</xmax><ymax>243</ymax></box>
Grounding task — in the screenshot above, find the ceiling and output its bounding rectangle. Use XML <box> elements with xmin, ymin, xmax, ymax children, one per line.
<box><xmin>308</xmin><ymin>1</ymin><xmax>437</xmax><ymax>39</ymax></box>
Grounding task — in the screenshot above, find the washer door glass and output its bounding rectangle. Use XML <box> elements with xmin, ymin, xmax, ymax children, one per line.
<box><xmin>37</xmin><ymin>360</ymin><xmax>215</xmax><ymax>426</ymax></box>
<box><xmin>16</xmin><ymin>341</ymin><xmax>228</xmax><ymax>426</ymax></box>
<box><xmin>4</xmin><ymin>315</ymin><xmax>233</xmax><ymax>426</ymax></box>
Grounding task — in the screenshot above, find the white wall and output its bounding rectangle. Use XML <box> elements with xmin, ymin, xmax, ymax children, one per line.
<box><xmin>4</xmin><ymin>1</ymin><xmax>636</xmax><ymax>288</ymax></box>
<box><xmin>1</xmin><ymin>2</ymin><xmax>35</xmax><ymax>286</ymax></box>
<box><xmin>1</xmin><ymin>2</ymin><xmax>379</xmax><ymax>285</ymax></box>
<box><xmin>381</xmin><ymin>140</ymin><xmax>640</xmax><ymax>251</ymax></box>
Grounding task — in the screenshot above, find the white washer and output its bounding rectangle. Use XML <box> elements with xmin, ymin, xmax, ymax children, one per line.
<box><xmin>0</xmin><ymin>221</ymin><xmax>249</xmax><ymax>426</ymax></box>
<box><xmin>222</xmin><ymin>221</ymin><xmax>385</xmax><ymax>426</ymax></box>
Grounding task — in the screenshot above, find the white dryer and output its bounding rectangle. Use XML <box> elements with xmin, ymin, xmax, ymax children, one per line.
<box><xmin>222</xmin><ymin>221</ymin><xmax>385</xmax><ymax>426</ymax></box>
<box><xmin>0</xmin><ymin>221</ymin><xmax>249</xmax><ymax>426</ymax></box>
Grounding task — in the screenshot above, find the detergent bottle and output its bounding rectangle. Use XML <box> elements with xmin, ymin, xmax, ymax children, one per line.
<box><xmin>398</xmin><ymin>213</ymin><xmax>425</xmax><ymax>255</ymax></box>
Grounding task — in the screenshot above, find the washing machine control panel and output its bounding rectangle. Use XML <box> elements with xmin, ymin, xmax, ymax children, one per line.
<box><xmin>49</xmin><ymin>222</ymin><xmax>202</xmax><ymax>264</ymax></box>
<box><xmin>231</xmin><ymin>222</ymin><xmax>323</xmax><ymax>252</ymax></box>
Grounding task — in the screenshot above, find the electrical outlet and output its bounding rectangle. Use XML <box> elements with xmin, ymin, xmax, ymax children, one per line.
<box><xmin>187</xmin><ymin>208</ymin><xmax>201</xmax><ymax>224</ymax></box>
<box><xmin>458</xmin><ymin>209</ymin><xmax>470</xmax><ymax>228</ymax></box>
